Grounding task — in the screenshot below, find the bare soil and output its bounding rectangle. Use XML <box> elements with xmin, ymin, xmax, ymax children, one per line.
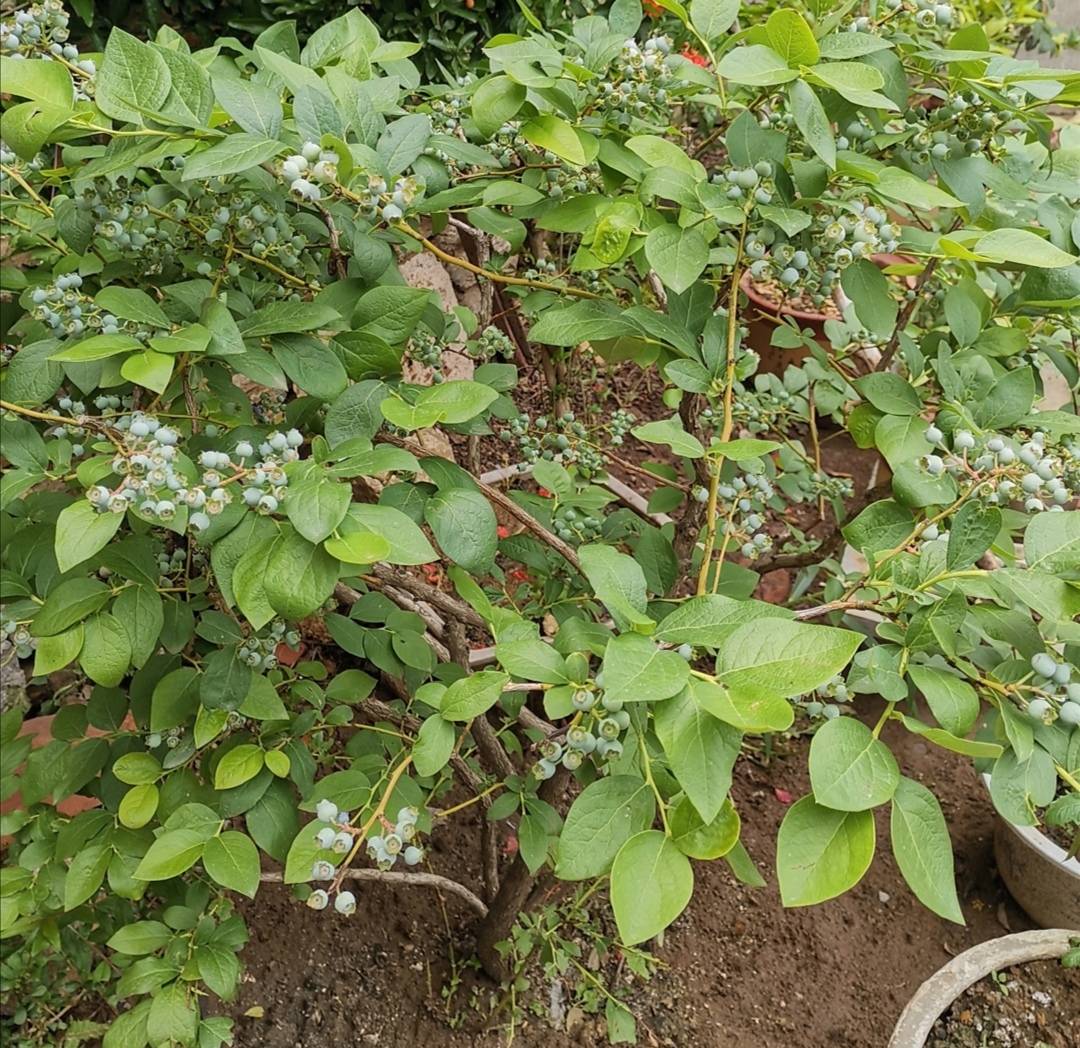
<box><xmin>230</xmin><ymin>700</ymin><xmax>1036</xmax><ymax>1048</ymax></box>
<box><xmin>927</xmin><ymin>958</ymin><xmax>1080</xmax><ymax>1047</ymax></box>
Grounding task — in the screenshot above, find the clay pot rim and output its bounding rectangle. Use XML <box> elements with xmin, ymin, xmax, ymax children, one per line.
<box><xmin>887</xmin><ymin>928</ymin><xmax>1079</xmax><ymax>1048</ymax></box>
<box><xmin>740</xmin><ymin>252</ymin><xmax>916</xmax><ymax>324</ymax></box>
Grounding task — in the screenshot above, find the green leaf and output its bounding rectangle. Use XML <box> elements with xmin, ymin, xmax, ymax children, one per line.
<box><xmin>323</xmin><ymin>531</ymin><xmax>391</xmax><ymax>565</ymax></box>
<box><xmin>424</xmin><ymin>489</ymin><xmax>497</xmax><ymax>573</ymax></box>
<box><xmin>809</xmin><ymin>716</ymin><xmax>900</xmax><ymax>811</ymax></box>
<box><xmin>212</xmin><ymin>74</ymin><xmax>283</xmax><ymax>138</ymax></box>
<box><xmin>197</xmin><ymin>944</ymin><xmax>241</xmax><ymax>1001</ymax></box>
<box><xmin>889</xmin><ymin>777</ymin><xmax>964</xmax><ymax>923</ymax></box>
<box><xmin>691</xmin><ymin>0</ymin><xmax>739</xmax><ymax>41</ymax></box>
<box><xmin>108</xmin><ymin>920</ymin><xmax>173</xmax><ymax>956</ymax></box>
<box><xmin>264</xmin><ymin>530</ymin><xmax>340</xmax><ymax>621</ymax></box>
<box><xmin>354</xmin><ymin>287</ymin><xmax>430</xmax><ymax>344</ymax></box>
<box><xmin>97</xmin><ymin>29</ymin><xmax>171</xmax><ymax>125</ymax></box>
<box><xmin>239</xmin><ymin>301</ymin><xmax>340</xmax><ymax>338</ymax></box>
<box><xmin>95</xmin><ymin>287</ymin><xmax>171</xmax><ymax>328</ymax></box>
<box><xmin>906</xmin><ymin>666</ymin><xmax>979</xmax><ymax>736</ymax></box>
<box><xmin>233</xmin><ymin>536</ymin><xmax>279</xmax><ymax>630</ymax></box>
<box><xmin>522</xmin><ymin>115</ymin><xmax>586</xmax><ymax>165</ymax></box>
<box><xmin>654</xmin><ymin>594</ymin><xmax>790</xmax><ymax>647</ymax></box>
<box><xmin>715</xmin><ymin>619</ymin><xmax>862</xmax><ymax>698</ymax></box>
<box><xmin>147</xmin><ymin>981</ymin><xmax>197</xmax><ymax>1048</ymax></box>
<box><xmin>578</xmin><ymin>544</ymin><xmax>653</xmax><ymax>631</ymax></box>
<box><xmin>472</xmin><ymin>76</ymin><xmax>526</xmax><ymax>139</ymax></box>
<box><xmin>807</xmin><ymin>62</ymin><xmax>895</xmax><ymax>109</ymax></box>
<box><xmin>842</xmin><ymin>500</ymin><xmax>914</xmax><ymax>555</ymax></box>
<box><xmin>181</xmin><ymin>133</ymin><xmax>282</xmax><ymax>181</ymax></box>
<box><xmin>718</xmin><ymin>45</ymin><xmax>799</xmax><ymax>86</ymax></box>
<box><xmin>496</xmin><ymin>637</ymin><xmax>568</xmax><ymax>684</ymax></box>
<box><xmin>120</xmin><ymin>349</ymin><xmax>173</xmax><ymax>395</ymax></box>
<box><xmin>631</xmin><ymin>416</ymin><xmax>704</xmax><ymax>458</ymax></box>
<box><xmin>693</xmin><ymin>676</ymin><xmax>794</xmax><ymax>733</ymax></box>
<box><xmin>766</xmin><ymin>10</ymin><xmax>820</xmax><ymax>66</ymax></box>
<box><xmin>973</xmin><ymin>367</ymin><xmax>1035</xmax><ymax>429</ymax></box>
<box><xmin>54</xmin><ymin>501</ymin><xmax>123</xmax><ymax>572</ymax></box>
<box><xmin>788</xmin><ymin>80</ymin><xmax>834</xmax><ymax>169</ymax></box>
<box><xmin>119</xmin><ymin>784</ymin><xmax>159</xmax><ymax>829</ymax></box>
<box><xmin>286</xmin><ymin>469</ymin><xmax>351</xmax><ymax>544</ymax></box>
<box><xmin>655</xmin><ymin>683</ymin><xmax>741</xmax><ymax>822</ymax></box>
<box><xmin>64</xmin><ymin>842</ymin><xmax>112</xmax><ymax>910</ymax></box>
<box><xmin>440</xmin><ymin>670</ymin><xmax>509</xmax><ymax>721</ymax></box>
<box><xmin>114</xmin><ymin>751</ymin><xmax>162</xmax><ymax>786</ymax></box>
<box><xmin>415</xmin><ymin>380</ymin><xmax>499</xmax><ymax>424</ymax></box>
<box><xmin>32</xmin><ymin>623</ymin><xmax>84</xmax><ymax>675</ymax></box>
<box><xmin>610</xmin><ymin>831</ymin><xmax>693</xmax><ymax>945</ymax></box>
<box><xmin>873</xmin><ymin>168</ymin><xmax>960</xmax><ymax>208</ymax></box>
<box><xmin>112</xmin><ymin>584</ymin><xmax>164</xmax><ymax>669</ymax></box>
<box><xmin>670</xmin><ymin>795</ymin><xmax>740</xmax><ymax>859</ymax></box>
<box><xmin>199</xmin><ymin>648</ymin><xmax>252</xmax><ymax>712</ymax></box>
<box><xmin>80</xmin><ymin>613</ymin><xmax>132</xmax><ymax>687</ymax></box>
<box><xmin>602</xmin><ymin>634</ymin><xmax>690</xmax><ymax>703</ymax></box>
<box><xmin>645</xmin><ymin>224</ymin><xmax>709</xmax><ymax>295</ymax></box>
<box><xmin>776</xmin><ymin>796</ymin><xmax>875</xmax><ymax>906</ymax></box>
<box><xmin>842</xmin><ymin>260</ymin><xmax>899</xmax><ymax>338</ymax></box>
<box><xmin>412</xmin><ymin>715</ymin><xmax>456</xmax><ymax>777</ymax></box>
<box><xmin>50</xmin><ymin>333</ymin><xmax>144</xmax><ymax>362</ymax></box>
<box><xmin>853</xmin><ymin>372</ymin><xmax>921</xmax><ymax>415</ymax></box>
<box><xmin>30</xmin><ymin>578</ymin><xmax>109</xmax><ymax>637</ymax></box>
<box><xmin>376</xmin><ymin>113</ymin><xmax>431</xmax><ymax>175</ymax></box>
<box><xmin>214</xmin><ymin>745</ymin><xmax>265</xmax><ymax>790</ymax></box>
<box><xmin>342</xmin><ymin>505</ymin><xmax>436</xmax><ymax>566</ymax></box>
<box><xmin>0</xmin><ymin>56</ymin><xmax>73</xmax><ymax>106</ymax></box>
<box><xmin>1024</xmin><ymin>510</ymin><xmax>1080</xmax><ymax>576</ymax></box>
<box><xmin>528</xmin><ymin>299</ymin><xmax>643</xmax><ymax>347</ymax></box>
<box><xmin>973</xmin><ymin>229</ymin><xmax>1077</xmax><ymax>269</ymax></box>
<box><xmin>946</xmin><ymin>501</ymin><xmax>1002</xmax><ymax>570</ymax></box>
<box><xmin>202</xmin><ymin>831</ymin><xmax>260</xmax><ymax>898</ymax></box>
<box><xmin>555</xmin><ymin>775</ymin><xmax>655</xmax><ymax>880</ymax></box>
<box><xmin>134</xmin><ymin>828</ymin><xmax>207</xmax><ymax>881</ymax></box>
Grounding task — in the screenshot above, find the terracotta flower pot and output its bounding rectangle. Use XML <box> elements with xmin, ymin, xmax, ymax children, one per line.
<box><xmin>888</xmin><ymin>929</ymin><xmax>1078</xmax><ymax>1048</ymax></box>
<box><xmin>742</xmin><ymin>253</ymin><xmax>916</xmax><ymax>376</ymax></box>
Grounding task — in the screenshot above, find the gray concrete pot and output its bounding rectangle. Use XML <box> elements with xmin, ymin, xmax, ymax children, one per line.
<box><xmin>888</xmin><ymin>928</ymin><xmax>1078</xmax><ymax>1047</ymax></box>
<box><xmin>982</xmin><ymin>773</ymin><xmax>1080</xmax><ymax>928</ymax></box>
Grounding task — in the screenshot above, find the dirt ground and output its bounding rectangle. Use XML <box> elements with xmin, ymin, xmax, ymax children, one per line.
<box><xmin>229</xmin><ymin>699</ymin><xmax>1044</xmax><ymax>1048</ymax></box>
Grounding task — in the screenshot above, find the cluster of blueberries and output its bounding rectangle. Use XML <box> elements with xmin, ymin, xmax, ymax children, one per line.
<box><xmin>923</xmin><ymin>426</ymin><xmax>1074</xmax><ymax>514</ymax></box>
<box><xmin>338</xmin><ymin>168</ymin><xmax>423</xmax><ymax>225</ymax></box>
<box><xmin>693</xmin><ymin>470</ymin><xmax>778</xmax><ymax>561</ymax></box>
<box><xmin>28</xmin><ymin>273</ymin><xmax>135</xmax><ymax>341</ymax></box>
<box><xmin>802</xmin><ymin>675</ymin><xmax>852</xmax><ymax>721</ymax></box>
<box><xmin>591</xmin><ymin>35</ymin><xmax>686</xmax><ymax>127</ymax></box>
<box><xmin>1</xmin><ymin>619</ymin><xmax>36</xmax><ymax>661</ymax></box>
<box><xmin>81</xmin><ymin>412</ymin><xmax>303</xmax><ymax>532</ymax></box>
<box><xmin>742</xmin><ymin>198</ymin><xmax>902</xmax><ymax>308</ymax></box>
<box><xmin>1028</xmin><ymin>654</ymin><xmax>1080</xmax><ymax>727</ymax></box>
<box><xmin>502</xmin><ymin>409</ymin><xmax>634</xmax><ymax>483</ymax></box>
<box><xmin>534</xmin><ymin>683</ymin><xmax>631</xmax><ymax>778</ymax></box>
<box><xmin>239</xmin><ymin>620</ymin><xmax>301</xmax><ymax>673</ymax></box>
<box><xmin>0</xmin><ymin>1</ymin><xmax>97</xmax><ymax>89</ymax></box>
<box><xmin>69</xmin><ymin>174</ymin><xmax>323</xmax><ymax>289</ymax></box>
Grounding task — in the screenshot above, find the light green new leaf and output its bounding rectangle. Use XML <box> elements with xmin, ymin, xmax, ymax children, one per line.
<box><xmin>439</xmin><ymin>670</ymin><xmax>509</xmax><ymax>721</ymax></box>
<box><xmin>556</xmin><ymin>775</ymin><xmax>655</xmax><ymax>880</ymax></box>
<box><xmin>890</xmin><ymin>777</ymin><xmax>963</xmax><ymax>923</ymax></box>
<box><xmin>610</xmin><ymin>831</ymin><xmax>693</xmax><ymax>945</ymax></box>
<box><xmin>777</xmin><ymin>796</ymin><xmax>875</xmax><ymax>906</ymax></box>
<box><xmin>202</xmin><ymin>831</ymin><xmax>260</xmax><ymax>898</ymax></box>
<box><xmin>808</xmin><ymin>716</ymin><xmax>900</xmax><ymax>811</ymax></box>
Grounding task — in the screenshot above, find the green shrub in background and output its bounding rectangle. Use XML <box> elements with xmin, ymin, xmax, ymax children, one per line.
<box><xmin>1</xmin><ymin>0</ymin><xmax>1079</xmax><ymax>1045</ymax></box>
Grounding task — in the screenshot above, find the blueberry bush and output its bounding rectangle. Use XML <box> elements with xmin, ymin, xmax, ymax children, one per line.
<box><xmin>1</xmin><ymin>0</ymin><xmax>1079</xmax><ymax>1044</ymax></box>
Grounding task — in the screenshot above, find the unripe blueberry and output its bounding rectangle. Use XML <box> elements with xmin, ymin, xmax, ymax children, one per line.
<box><xmin>534</xmin><ymin>758</ymin><xmax>557</xmax><ymax>780</ymax></box>
<box><xmin>677</xmin><ymin>643</ymin><xmax>693</xmax><ymax>660</ymax></box>
<box><xmin>307</xmin><ymin>889</ymin><xmax>329</xmax><ymax>910</ymax></box>
<box><xmin>925</xmin><ymin>455</ymin><xmax>944</xmax><ymax>475</ymax></box>
<box><xmin>316</xmin><ymin>798</ymin><xmax>339</xmax><ymax>823</ymax></box>
<box><xmin>403</xmin><ymin>846</ymin><xmax>424</xmax><ymax>865</ymax></box>
<box><xmin>1031</xmin><ymin>653</ymin><xmax>1057</xmax><ymax>678</ymax></box>
<box><xmin>312</xmin><ymin>859</ymin><xmax>334</xmax><ymax>880</ymax></box>
<box><xmin>1068</xmin><ymin>683</ymin><xmax>1080</xmax><ymax>702</ymax></box>
<box><xmin>1059</xmin><ymin>702</ymin><xmax>1080</xmax><ymax>726</ymax></box>
<box><xmin>1053</xmin><ymin>663</ymin><xmax>1071</xmax><ymax>686</ymax></box>
<box><xmin>316</xmin><ymin>827</ymin><xmax>336</xmax><ymax>849</ymax></box>
<box><xmin>334</xmin><ymin>890</ymin><xmax>356</xmax><ymax>915</ymax></box>
<box><xmin>954</xmin><ymin>430</ymin><xmax>975</xmax><ymax>450</ymax></box>
<box><xmin>1027</xmin><ymin>698</ymin><xmax>1050</xmax><ymax>721</ymax></box>
<box><xmin>925</xmin><ymin>426</ymin><xmax>944</xmax><ymax>444</ymax></box>
<box><xmin>331</xmin><ymin>831</ymin><xmax>352</xmax><ymax>854</ymax></box>
<box><xmin>923</xmin><ymin>524</ymin><xmax>940</xmax><ymax>540</ymax></box>
<box><xmin>822</xmin><ymin>704</ymin><xmax>841</xmax><ymax>720</ymax></box>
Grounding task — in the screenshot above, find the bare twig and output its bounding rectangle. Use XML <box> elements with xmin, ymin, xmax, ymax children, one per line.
<box><xmin>260</xmin><ymin>868</ymin><xmax>488</xmax><ymax>916</ymax></box>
